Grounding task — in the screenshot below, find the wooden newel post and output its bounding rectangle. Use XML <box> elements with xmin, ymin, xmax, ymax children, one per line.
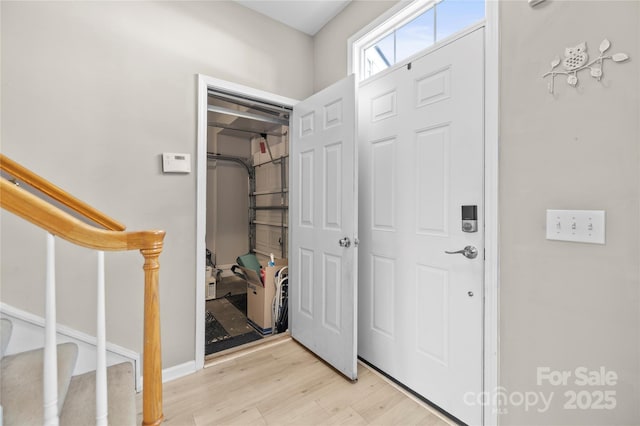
<box><xmin>141</xmin><ymin>247</ymin><xmax>164</xmax><ymax>426</ymax></box>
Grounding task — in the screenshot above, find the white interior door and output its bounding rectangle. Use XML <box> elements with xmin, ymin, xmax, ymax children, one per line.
<box><xmin>358</xmin><ymin>28</ymin><xmax>484</xmax><ymax>424</ymax></box>
<box><xmin>290</xmin><ymin>75</ymin><xmax>358</xmax><ymax>380</ymax></box>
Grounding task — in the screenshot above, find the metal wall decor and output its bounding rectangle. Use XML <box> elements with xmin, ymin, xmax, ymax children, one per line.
<box><xmin>542</xmin><ymin>39</ymin><xmax>630</xmax><ymax>94</ymax></box>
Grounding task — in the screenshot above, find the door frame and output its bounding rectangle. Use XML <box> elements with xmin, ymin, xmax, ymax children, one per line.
<box><xmin>195</xmin><ymin>74</ymin><xmax>298</xmax><ymax>370</ymax></box>
<box><xmin>347</xmin><ymin>2</ymin><xmax>500</xmax><ymax>425</ymax></box>
<box><xmin>195</xmin><ymin>3</ymin><xmax>500</xmax><ymax>418</ymax></box>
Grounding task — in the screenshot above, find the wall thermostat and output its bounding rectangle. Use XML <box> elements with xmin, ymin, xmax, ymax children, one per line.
<box><xmin>162</xmin><ymin>153</ymin><xmax>191</xmax><ymax>173</ymax></box>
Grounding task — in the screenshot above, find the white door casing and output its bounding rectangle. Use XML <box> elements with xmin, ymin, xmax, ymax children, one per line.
<box><xmin>358</xmin><ymin>28</ymin><xmax>484</xmax><ymax>425</ymax></box>
<box><xmin>290</xmin><ymin>75</ymin><xmax>358</xmax><ymax>380</ymax></box>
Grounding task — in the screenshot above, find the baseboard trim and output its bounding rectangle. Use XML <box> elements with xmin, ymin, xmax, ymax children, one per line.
<box><xmin>162</xmin><ymin>360</ymin><xmax>197</xmax><ymax>383</ymax></box>
<box><xmin>139</xmin><ymin>360</ymin><xmax>197</xmax><ymax>391</ymax></box>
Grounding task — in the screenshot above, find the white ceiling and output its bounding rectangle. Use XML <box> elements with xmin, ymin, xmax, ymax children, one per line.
<box><xmin>235</xmin><ymin>0</ymin><xmax>352</xmax><ymax>35</ymax></box>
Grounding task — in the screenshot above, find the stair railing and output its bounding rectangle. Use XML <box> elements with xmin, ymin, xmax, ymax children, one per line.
<box><xmin>44</xmin><ymin>232</ymin><xmax>58</xmax><ymax>425</ymax></box>
<box><xmin>0</xmin><ymin>154</ymin><xmax>165</xmax><ymax>426</ymax></box>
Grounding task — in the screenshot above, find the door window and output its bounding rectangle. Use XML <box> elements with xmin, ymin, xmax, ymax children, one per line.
<box><xmin>360</xmin><ymin>0</ymin><xmax>485</xmax><ymax>81</ymax></box>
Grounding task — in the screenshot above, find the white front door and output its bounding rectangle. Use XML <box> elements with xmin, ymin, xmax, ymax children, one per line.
<box><xmin>290</xmin><ymin>75</ymin><xmax>358</xmax><ymax>380</ymax></box>
<box><xmin>358</xmin><ymin>28</ymin><xmax>485</xmax><ymax>424</ymax></box>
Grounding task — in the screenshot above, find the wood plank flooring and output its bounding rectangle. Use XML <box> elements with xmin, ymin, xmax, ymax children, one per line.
<box><xmin>137</xmin><ymin>338</ymin><xmax>455</xmax><ymax>425</ymax></box>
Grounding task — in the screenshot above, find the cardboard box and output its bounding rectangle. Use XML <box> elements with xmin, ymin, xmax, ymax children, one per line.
<box><xmin>240</xmin><ymin>259</ymin><xmax>287</xmax><ymax>334</ymax></box>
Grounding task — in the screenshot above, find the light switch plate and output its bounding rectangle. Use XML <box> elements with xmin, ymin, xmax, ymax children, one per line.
<box><xmin>546</xmin><ymin>209</ymin><xmax>606</xmax><ymax>244</ymax></box>
<box><xmin>162</xmin><ymin>153</ymin><xmax>191</xmax><ymax>173</ymax></box>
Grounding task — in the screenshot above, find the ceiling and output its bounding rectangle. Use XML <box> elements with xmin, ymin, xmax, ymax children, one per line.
<box><xmin>210</xmin><ymin>0</ymin><xmax>354</xmax><ymax>138</ymax></box>
<box><xmin>234</xmin><ymin>0</ymin><xmax>352</xmax><ymax>35</ymax></box>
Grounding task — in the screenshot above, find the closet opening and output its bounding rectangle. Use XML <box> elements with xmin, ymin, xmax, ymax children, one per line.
<box><xmin>204</xmin><ymin>89</ymin><xmax>291</xmax><ymax>357</ymax></box>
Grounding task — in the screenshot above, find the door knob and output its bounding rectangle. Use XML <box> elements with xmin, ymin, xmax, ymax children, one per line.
<box><xmin>445</xmin><ymin>245</ymin><xmax>478</xmax><ymax>259</ymax></box>
<box><xmin>339</xmin><ymin>237</ymin><xmax>351</xmax><ymax>248</ymax></box>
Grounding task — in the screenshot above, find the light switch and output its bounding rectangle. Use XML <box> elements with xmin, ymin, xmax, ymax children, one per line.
<box><xmin>162</xmin><ymin>153</ymin><xmax>191</xmax><ymax>173</ymax></box>
<box><xmin>546</xmin><ymin>210</ymin><xmax>605</xmax><ymax>244</ymax></box>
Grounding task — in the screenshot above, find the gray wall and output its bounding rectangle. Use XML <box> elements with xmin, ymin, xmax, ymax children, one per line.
<box><xmin>313</xmin><ymin>0</ymin><xmax>398</xmax><ymax>91</ymax></box>
<box><xmin>3</xmin><ymin>1</ymin><xmax>639</xmax><ymax>424</ymax></box>
<box><xmin>499</xmin><ymin>1</ymin><xmax>640</xmax><ymax>424</ymax></box>
<box><xmin>0</xmin><ymin>1</ymin><xmax>313</xmax><ymax>368</ymax></box>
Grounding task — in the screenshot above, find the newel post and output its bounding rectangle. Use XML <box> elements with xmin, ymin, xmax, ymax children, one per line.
<box><xmin>141</xmin><ymin>247</ymin><xmax>164</xmax><ymax>426</ymax></box>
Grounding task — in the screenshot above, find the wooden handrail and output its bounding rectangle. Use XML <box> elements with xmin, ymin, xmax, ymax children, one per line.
<box><xmin>1</xmin><ymin>179</ymin><xmax>163</xmax><ymax>251</ymax></box>
<box><xmin>0</xmin><ymin>161</ymin><xmax>165</xmax><ymax>426</ymax></box>
<box><xmin>0</xmin><ymin>154</ymin><xmax>126</xmax><ymax>231</ymax></box>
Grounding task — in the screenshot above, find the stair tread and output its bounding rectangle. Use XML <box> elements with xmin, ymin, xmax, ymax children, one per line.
<box><xmin>59</xmin><ymin>362</ymin><xmax>136</xmax><ymax>426</ymax></box>
<box><xmin>0</xmin><ymin>342</ymin><xmax>78</xmax><ymax>426</ymax></box>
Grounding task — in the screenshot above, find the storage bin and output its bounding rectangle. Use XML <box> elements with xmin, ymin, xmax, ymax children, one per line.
<box><xmin>239</xmin><ymin>259</ymin><xmax>287</xmax><ymax>334</ymax></box>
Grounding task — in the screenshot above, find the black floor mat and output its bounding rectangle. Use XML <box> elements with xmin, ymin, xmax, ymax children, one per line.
<box><xmin>204</xmin><ymin>308</ymin><xmax>261</xmax><ymax>356</ymax></box>
<box><xmin>225</xmin><ymin>293</ymin><xmax>248</xmax><ymax>314</ymax></box>
<box><xmin>205</xmin><ymin>311</ymin><xmax>230</xmax><ymax>344</ymax></box>
<box><xmin>205</xmin><ymin>331</ymin><xmax>261</xmax><ymax>355</ymax></box>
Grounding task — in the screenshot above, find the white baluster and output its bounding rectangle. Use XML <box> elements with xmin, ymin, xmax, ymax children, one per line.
<box><xmin>44</xmin><ymin>233</ymin><xmax>59</xmax><ymax>426</ymax></box>
<box><xmin>96</xmin><ymin>251</ymin><xmax>108</xmax><ymax>426</ymax></box>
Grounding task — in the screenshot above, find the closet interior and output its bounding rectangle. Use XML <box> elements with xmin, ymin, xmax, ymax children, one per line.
<box><xmin>205</xmin><ymin>90</ymin><xmax>291</xmax><ymax>356</ymax></box>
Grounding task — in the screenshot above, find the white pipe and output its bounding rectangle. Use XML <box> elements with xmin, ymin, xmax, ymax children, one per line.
<box><xmin>271</xmin><ymin>266</ymin><xmax>288</xmax><ymax>334</ymax></box>
<box><xmin>95</xmin><ymin>251</ymin><xmax>108</xmax><ymax>426</ymax></box>
<box><xmin>44</xmin><ymin>233</ymin><xmax>59</xmax><ymax>426</ymax></box>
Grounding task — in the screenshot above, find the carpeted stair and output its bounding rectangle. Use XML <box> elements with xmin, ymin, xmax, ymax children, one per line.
<box><xmin>0</xmin><ymin>318</ymin><xmax>136</xmax><ymax>425</ymax></box>
<box><xmin>59</xmin><ymin>362</ymin><xmax>136</xmax><ymax>426</ymax></box>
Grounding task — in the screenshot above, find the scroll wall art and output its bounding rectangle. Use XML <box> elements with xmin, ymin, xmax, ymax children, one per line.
<box><xmin>542</xmin><ymin>39</ymin><xmax>630</xmax><ymax>94</ymax></box>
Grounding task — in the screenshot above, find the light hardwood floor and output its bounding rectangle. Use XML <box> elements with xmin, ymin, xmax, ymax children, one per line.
<box><xmin>137</xmin><ymin>338</ymin><xmax>456</xmax><ymax>426</ymax></box>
